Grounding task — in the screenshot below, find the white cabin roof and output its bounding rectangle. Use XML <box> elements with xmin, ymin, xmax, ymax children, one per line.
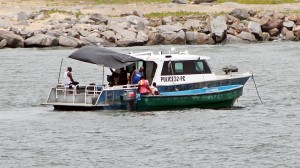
<box><xmin>129</xmin><ymin>50</ymin><xmax>210</xmax><ymax>62</ymax></box>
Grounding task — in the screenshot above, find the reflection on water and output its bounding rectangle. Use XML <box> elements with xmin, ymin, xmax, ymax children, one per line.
<box><xmin>0</xmin><ymin>42</ymin><xmax>299</xmax><ymax>167</ymax></box>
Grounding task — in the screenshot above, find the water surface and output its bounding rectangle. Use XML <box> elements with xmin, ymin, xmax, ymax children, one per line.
<box><xmin>0</xmin><ymin>42</ymin><xmax>299</xmax><ymax>167</ymax></box>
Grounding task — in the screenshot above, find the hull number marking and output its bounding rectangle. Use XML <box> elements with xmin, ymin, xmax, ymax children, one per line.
<box><xmin>161</xmin><ymin>76</ymin><xmax>186</xmax><ymax>82</ymax></box>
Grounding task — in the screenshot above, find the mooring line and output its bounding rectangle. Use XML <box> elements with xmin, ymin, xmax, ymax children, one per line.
<box><xmin>251</xmin><ymin>73</ymin><xmax>263</xmax><ymax>104</ymax></box>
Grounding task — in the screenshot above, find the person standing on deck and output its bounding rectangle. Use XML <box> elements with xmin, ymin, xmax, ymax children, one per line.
<box><xmin>131</xmin><ymin>66</ymin><xmax>144</xmax><ymax>84</ymax></box>
<box><xmin>64</xmin><ymin>67</ymin><xmax>79</xmax><ymax>89</ymax></box>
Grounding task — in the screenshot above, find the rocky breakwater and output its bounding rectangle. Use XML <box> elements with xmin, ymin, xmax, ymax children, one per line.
<box><xmin>0</xmin><ymin>8</ymin><xmax>300</xmax><ymax>49</ymax></box>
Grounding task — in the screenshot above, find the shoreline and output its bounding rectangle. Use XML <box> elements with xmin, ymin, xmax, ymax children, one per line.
<box><xmin>0</xmin><ymin>2</ymin><xmax>300</xmax><ymax>49</ymax></box>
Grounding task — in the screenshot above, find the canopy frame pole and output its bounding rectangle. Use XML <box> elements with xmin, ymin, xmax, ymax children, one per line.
<box><xmin>102</xmin><ymin>65</ymin><xmax>105</xmax><ymax>85</ymax></box>
<box><xmin>57</xmin><ymin>58</ymin><xmax>63</xmax><ymax>84</ymax></box>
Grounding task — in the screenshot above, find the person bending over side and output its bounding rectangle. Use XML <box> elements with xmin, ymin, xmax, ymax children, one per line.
<box><xmin>138</xmin><ymin>75</ymin><xmax>151</xmax><ymax>95</ymax></box>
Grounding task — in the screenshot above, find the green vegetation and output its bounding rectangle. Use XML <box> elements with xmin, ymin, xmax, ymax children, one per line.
<box><xmin>145</xmin><ymin>11</ymin><xmax>228</xmax><ymax>19</ymax></box>
<box><xmin>18</xmin><ymin>0</ymin><xmax>300</xmax><ymax>5</ymax></box>
<box><xmin>43</xmin><ymin>9</ymin><xmax>73</xmax><ymax>17</ymax></box>
<box><xmin>75</xmin><ymin>10</ymin><xmax>84</xmax><ymax>18</ymax></box>
<box><xmin>216</xmin><ymin>0</ymin><xmax>299</xmax><ymax>4</ymax></box>
<box><xmin>94</xmin><ymin>0</ymin><xmax>171</xmax><ymax>4</ymax></box>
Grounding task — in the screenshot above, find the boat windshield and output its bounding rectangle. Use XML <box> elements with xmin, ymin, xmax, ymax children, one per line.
<box><xmin>161</xmin><ymin>60</ymin><xmax>211</xmax><ymax>75</ymax></box>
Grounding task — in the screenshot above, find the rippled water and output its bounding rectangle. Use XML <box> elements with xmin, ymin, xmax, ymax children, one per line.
<box><xmin>0</xmin><ymin>42</ymin><xmax>300</xmax><ymax>167</ymax></box>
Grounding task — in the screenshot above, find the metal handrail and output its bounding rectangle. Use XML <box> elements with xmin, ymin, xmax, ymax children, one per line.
<box><xmin>55</xmin><ymin>84</ymin><xmax>77</xmax><ymax>103</ymax></box>
<box><xmin>84</xmin><ymin>85</ymin><xmax>101</xmax><ymax>104</ymax></box>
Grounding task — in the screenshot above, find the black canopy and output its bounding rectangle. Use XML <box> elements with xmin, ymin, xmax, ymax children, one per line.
<box><xmin>68</xmin><ymin>46</ymin><xmax>140</xmax><ymax>69</ymax></box>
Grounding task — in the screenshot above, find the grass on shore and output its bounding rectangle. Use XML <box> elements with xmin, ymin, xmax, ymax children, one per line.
<box><xmin>145</xmin><ymin>11</ymin><xmax>228</xmax><ymax>19</ymax></box>
<box><xmin>95</xmin><ymin>0</ymin><xmax>170</xmax><ymax>4</ymax></box>
<box><xmin>10</xmin><ymin>0</ymin><xmax>300</xmax><ymax>5</ymax></box>
<box><xmin>96</xmin><ymin>0</ymin><xmax>300</xmax><ymax>4</ymax></box>
<box><xmin>216</xmin><ymin>0</ymin><xmax>300</xmax><ymax>4</ymax></box>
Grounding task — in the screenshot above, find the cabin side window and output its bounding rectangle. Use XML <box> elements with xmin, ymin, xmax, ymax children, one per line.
<box><xmin>161</xmin><ymin>60</ymin><xmax>211</xmax><ymax>75</ymax></box>
<box><xmin>174</xmin><ymin>62</ymin><xmax>183</xmax><ymax>73</ymax></box>
<box><xmin>195</xmin><ymin>61</ymin><xmax>204</xmax><ymax>72</ymax></box>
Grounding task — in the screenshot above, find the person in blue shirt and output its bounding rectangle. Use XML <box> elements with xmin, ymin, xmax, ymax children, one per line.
<box><xmin>131</xmin><ymin>66</ymin><xmax>144</xmax><ymax>84</ymax></box>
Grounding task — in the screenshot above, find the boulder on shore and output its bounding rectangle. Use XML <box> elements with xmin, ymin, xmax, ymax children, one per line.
<box><xmin>210</xmin><ymin>16</ymin><xmax>227</xmax><ymax>43</ymax></box>
<box><xmin>0</xmin><ymin>39</ymin><xmax>7</xmax><ymax>49</ymax></box>
<box><xmin>25</xmin><ymin>34</ymin><xmax>58</xmax><ymax>47</ymax></box>
<box><xmin>230</xmin><ymin>9</ymin><xmax>250</xmax><ymax>20</ymax></box>
<box><xmin>58</xmin><ymin>36</ymin><xmax>86</xmax><ymax>48</ymax></box>
<box><xmin>0</xmin><ymin>30</ymin><xmax>24</xmax><ymax>48</ymax></box>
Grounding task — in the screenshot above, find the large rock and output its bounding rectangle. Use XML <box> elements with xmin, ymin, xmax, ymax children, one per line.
<box><xmin>262</xmin><ymin>32</ymin><xmax>271</xmax><ymax>41</ymax></box>
<box><xmin>273</xmin><ymin>12</ymin><xmax>285</xmax><ymax>20</ymax></box>
<box><xmin>0</xmin><ymin>39</ymin><xmax>7</xmax><ymax>49</ymax></box>
<box><xmin>79</xmin><ymin>29</ymin><xmax>90</xmax><ymax>37</ymax></box>
<box><xmin>263</xmin><ymin>19</ymin><xmax>283</xmax><ymax>30</ymax></box>
<box><xmin>172</xmin><ymin>0</ymin><xmax>188</xmax><ymax>4</ymax></box>
<box><xmin>67</xmin><ymin>30</ymin><xmax>80</xmax><ymax>39</ymax></box>
<box><xmin>101</xmin><ymin>30</ymin><xmax>116</xmax><ymax>42</ymax></box>
<box><xmin>258</xmin><ymin>16</ymin><xmax>271</xmax><ymax>26</ymax></box>
<box><xmin>82</xmin><ymin>36</ymin><xmax>116</xmax><ymax>47</ymax></box>
<box><xmin>257</xmin><ymin>10</ymin><xmax>273</xmax><ymax>18</ymax></box>
<box><xmin>186</xmin><ymin>31</ymin><xmax>214</xmax><ymax>44</ymax></box>
<box><xmin>229</xmin><ymin>8</ymin><xmax>250</xmax><ymax>20</ymax></box>
<box><xmin>237</xmin><ymin>31</ymin><xmax>256</xmax><ymax>42</ymax></box>
<box><xmin>132</xmin><ymin>10</ymin><xmax>144</xmax><ymax>17</ymax></box>
<box><xmin>269</xmin><ymin>28</ymin><xmax>279</xmax><ymax>36</ymax></box>
<box><xmin>281</xmin><ymin>27</ymin><xmax>289</xmax><ymax>36</ymax></box>
<box><xmin>17</xmin><ymin>12</ymin><xmax>28</xmax><ymax>21</ymax></box>
<box><xmin>226</xmin><ymin>34</ymin><xmax>249</xmax><ymax>44</ymax></box>
<box><xmin>0</xmin><ymin>30</ymin><xmax>24</xmax><ymax>48</ymax></box>
<box><xmin>91</xmin><ymin>25</ymin><xmax>107</xmax><ymax>32</ymax></box>
<box><xmin>161</xmin><ymin>30</ymin><xmax>186</xmax><ymax>45</ymax></box>
<box><xmin>286</xmin><ymin>15</ymin><xmax>298</xmax><ymax>22</ymax></box>
<box><xmin>210</xmin><ymin>15</ymin><xmax>227</xmax><ymax>43</ymax></box>
<box><xmin>183</xmin><ymin>19</ymin><xmax>201</xmax><ymax>31</ymax></box>
<box><xmin>107</xmin><ymin>19</ymin><xmax>131</xmax><ymax>30</ymax></box>
<box><xmin>248</xmin><ymin>21</ymin><xmax>262</xmax><ymax>40</ymax></box>
<box><xmin>147</xmin><ymin>33</ymin><xmax>165</xmax><ymax>45</ymax></box>
<box><xmin>158</xmin><ymin>25</ymin><xmax>182</xmax><ymax>32</ymax></box>
<box><xmin>25</xmin><ymin>34</ymin><xmax>58</xmax><ymax>47</ymax></box>
<box><xmin>248</xmin><ymin>17</ymin><xmax>260</xmax><ymax>23</ymax></box>
<box><xmin>226</xmin><ymin>15</ymin><xmax>239</xmax><ymax>24</ymax></box>
<box><xmin>293</xmin><ymin>25</ymin><xmax>300</xmax><ymax>38</ymax></box>
<box><xmin>125</xmin><ymin>15</ymin><xmax>149</xmax><ymax>27</ymax></box>
<box><xmin>114</xmin><ymin>29</ymin><xmax>136</xmax><ymax>39</ymax></box>
<box><xmin>162</xmin><ymin>16</ymin><xmax>173</xmax><ymax>25</ymax></box>
<box><xmin>136</xmin><ymin>31</ymin><xmax>148</xmax><ymax>43</ymax></box>
<box><xmin>193</xmin><ymin>0</ymin><xmax>215</xmax><ymax>3</ymax></box>
<box><xmin>283</xmin><ymin>20</ymin><xmax>295</xmax><ymax>30</ymax></box>
<box><xmin>88</xmin><ymin>32</ymin><xmax>101</xmax><ymax>38</ymax></box>
<box><xmin>227</xmin><ymin>27</ymin><xmax>238</xmax><ymax>36</ymax></box>
<box><xmin>284</xmin><ymin>31</ymin><xmax>296</xmax><ymax>41</ymax></box>
<box><xmin>0</xmin><ymin>21</ymin><xmax>12</xmax><ymax>29</ymax></box>
<box><xmin>80</xmin><ymin>17</ymin><xmax>95</xmax><ymax>24</ymax></box>
<box><xmin>58</xmin><ymin>36</ymin><xmax>86</xmax><ymax>48</ymax></box>
<box><xmin>19</xmin><ymin>30</ymin><xmax>33</xmax><ymax>39</ymax></box>
<box><xmin>148</xmin><ymin>18</ymin><xmax>163</xmax><ymax>27</ymax></box>
<box><xmin>89</xmin><ymin>14</ymin><xmax>108</xmax><ymax>24</ymax></box>
<box><xmin>116</xmin><ymin>38</ymin><xmax>143</xmax><ymax>47</ymax></box>
<box><xmin>46</xmin><ymin>30</ymin><xmax>63</xmax><ymax>38</ymax></box>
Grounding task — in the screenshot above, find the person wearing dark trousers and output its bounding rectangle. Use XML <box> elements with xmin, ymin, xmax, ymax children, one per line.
<box><xmin>63</xmin><ymin>67</ymin><xmax>79</xmax><ymax>89</ymax></box>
